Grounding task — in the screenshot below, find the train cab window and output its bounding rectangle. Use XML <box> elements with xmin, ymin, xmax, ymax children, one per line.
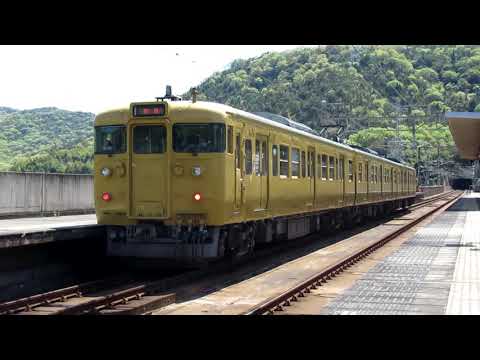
<box><xmin>255</xmin><ymin>140</ymin><xmax>261</xmax><ymax>176</ymax></box>
<box><xmin>301</xmin><ymin>151</ymin><xmax>306</xmax><ymax>178</ymax></box>
<box><xmin>291</xmin><ymin>148</ymin><xmax>300</xmax><ymax>178</ymax></box>
<box><xmin>279</xmin><ymin>145</ymin><xmax>289</xmax><ymax>178</ymax></box>
<box><xmin>272</xmin><ymin>145</ymin><xmax>279</xmax><ymax>176</ymax></box>
<box><xmin>358</xmin><ymin>163</ymin><xmax>363</xmax><ymax>182</ymax></box>
<box><xmin>95</xmin><ymin>125</ymin><xmax>126</xmax><ymax>154</ymax></box>
<box><xmin>133</xmin><ymin>125</ymin><xmax>166</xmax><ymax>154</ymax></box>
<box><xmin>321</xmin><ymin>155</ymin><xmax>328</xmax><ymax>180</ymax></box>
<box><xmin>227</xmin><ymin>126</ymin><xmax>234</xmax><ymax>154</ymax></box>
<box><xmin>235</xmin><ymin>135</ymin><xmax>241</xmax><ymax>169</ymax></box>
<box><xmin>348</xmin><ymin>160</ymin><xmax>353</xmax><ymax>182</ymax></box>
<box><xmin>173</xmin><ymin>123</ymin><xmax>225</xmax><ymax>153</ymax></box>
<box><xmin>329</xmin><ymin>156</ymin><xmax>335</xmax><ymax>180</ymax></box>
<box><xmin>245</xmin><ymin>139</ymin><xmax>253</xmax><ymax>175</ymax></box>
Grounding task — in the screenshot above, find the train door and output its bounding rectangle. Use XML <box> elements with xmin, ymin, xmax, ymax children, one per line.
<box><xmin>234</xmin><ymin>130</ymin><xmax>242</xmax><ymax>211</ymax></box>
<box><xmin>308</xmin><ymin>148</ymin><xmax>315</xmax><ymax>206</ymax></box>
<box><xmin>129</xmin><ymin>124</ymin><xmax>169</xmax><ymax>218</ymax></box>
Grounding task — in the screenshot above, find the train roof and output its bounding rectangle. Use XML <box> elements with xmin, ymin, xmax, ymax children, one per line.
<box><xmin>96</xmin><ymin>100</ymin><xmax>414</xmax><ymax>171</ymax></box>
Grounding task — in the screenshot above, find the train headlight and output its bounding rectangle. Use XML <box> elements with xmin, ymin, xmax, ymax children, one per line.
<box><xmin>193</xmin><ymin>193</ymin><xmax>201</xmax><ymax>201</ymax></box>
<box><xmin>101</xmin><ymin>167</ymin><xmax>112</xmax><ymax>177</ymax></box>
<box><xmin>192</xmin><ymin>166</ymin><xmax>201</xmax><ymax>176</ymax></box>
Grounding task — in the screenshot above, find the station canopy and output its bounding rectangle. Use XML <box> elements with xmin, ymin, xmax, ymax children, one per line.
<box><xmin>447</xmin><ymin>112</ymin><xmax>480</xmax><ymax>160</ymax></box>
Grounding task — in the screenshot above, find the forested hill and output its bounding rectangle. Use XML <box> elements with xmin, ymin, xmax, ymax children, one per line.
<box><xmin>187</xmin><ymin>45</ymin><xmax>480</xmax><ymax>125</ymax></box>
<box><xmin>0</xmin><ymin>107</ymin><xmax>94</xmax><ymax>173</ymax></box>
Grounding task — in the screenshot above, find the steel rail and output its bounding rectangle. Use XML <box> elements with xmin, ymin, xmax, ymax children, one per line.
<box><xmin>0</xmin><ymin>276</ymin><xmax>131</xmax><ymax>315</ymax></box>
<box><xmin>243</xmin><ymin>191</ymin><xmax>463</xmax><ymax>315</ymax></box>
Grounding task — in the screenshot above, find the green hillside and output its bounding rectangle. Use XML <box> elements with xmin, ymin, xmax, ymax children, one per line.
<box><xmin>0</xmin><ymin>107</ymin><xmax>94</xmax><ymax>172</ymax></box>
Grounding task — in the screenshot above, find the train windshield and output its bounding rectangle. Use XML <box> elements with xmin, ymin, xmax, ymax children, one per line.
<box><xmin>173</xmin><ymin>123</ymin><xmax>226</xmax><ymax>153</ymax></box>
<box><xmin>95</xmin><ymin>126</ymin><xmax>126</xmax><ymax>154</ymax></box>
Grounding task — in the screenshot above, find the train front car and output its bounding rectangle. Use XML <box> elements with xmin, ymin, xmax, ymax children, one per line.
<box><xmin>94</xmin><ymin>98</ymin><xmax>230</xmax><ymax>265</ymax></box>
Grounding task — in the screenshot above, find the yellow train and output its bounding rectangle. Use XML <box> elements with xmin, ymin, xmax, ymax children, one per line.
<box><xmin>94</xmin><ymin>89</ymin><xmax>417</xmax><ymax>264</ymax></box>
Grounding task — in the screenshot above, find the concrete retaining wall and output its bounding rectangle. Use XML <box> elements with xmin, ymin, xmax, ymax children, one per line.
<box><xmin>419</xmin><ymin>185</ymin><xmax>446</xmax><ymax>198</ymax></box>
<box><xmin>0</xmin><ymin>172</ymin><xmax>94</xmax><ymax>217</ymax></box>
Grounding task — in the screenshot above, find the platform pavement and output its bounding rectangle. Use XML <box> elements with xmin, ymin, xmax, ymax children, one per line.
<box><xmin>320</xmin><ymin>191</ymin><xmax>480</xmax><ymax>315</ymax></box>
<box><xmin>0</xmin><ymin>214</ymin><xmax>101</xmax><ymax>249</ymax></box>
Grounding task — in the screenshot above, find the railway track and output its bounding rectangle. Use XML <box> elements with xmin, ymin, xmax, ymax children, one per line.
<box><xmin>1</xmin><ymin>190</ymin><xmax>459</xmax><ymax>315</ymax></box>
<box><xmin>243</xmin><ymin>190</ymin><xmax>463</xmax><ymax>315</ymax></box>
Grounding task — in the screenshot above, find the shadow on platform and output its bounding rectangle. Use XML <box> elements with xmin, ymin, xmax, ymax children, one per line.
<box><xmin>446</xmin><ymin>197</ymin><xmax>480</xmax><ymax>212</ymax></box>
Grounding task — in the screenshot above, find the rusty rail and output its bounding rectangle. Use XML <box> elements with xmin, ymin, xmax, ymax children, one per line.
<box><xmin>244</xmin><ymin>191</ymin><xmax>463</xmax><ymax>315</ymax></box>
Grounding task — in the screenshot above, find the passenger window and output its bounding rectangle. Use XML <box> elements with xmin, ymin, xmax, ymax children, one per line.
<box><xmin>245</xmin><ymin>139</ymin><xmax>253</xmax><ymax>175</ymax></box>
<box><xmin>339</xmin><ymin>157</ymin><xmax>344</xmax><ymax>180</ymax></box>
<box><xmin>272</xmin><ymin>145</ymin><xmax>278</xmax><ymax>176</ymax></box>
<box><xmin>358</xmin><ymin>163</ymin><xmax>363</xmax><ymax>182</ymax></box>
<box><xmin>310</xmin><ymin>152</ymin><xmax>315</xmax><ymax>178</ymax></box>
<box><xmin>374</xmin><ymin>166</ymin><xmax>378</xmax><ymax>183</ymax></box>
<box><xmin>133</xmin><ymin>125</ymin><xmax>166</xmax><ymax>154</ymax></box>
<box><xmin>227</xmin><ymin>126</ymin><xmax>233</xmax><ymax>154</ymax></box>
<box><xmin>261</xmin><ymin>141</ymin><xmax>268</xmax><ymax>176</ymax></box>
<box><xmin>371</xmin><ymin>165</ymin><xmax>374</xmax><ymax>183</ymax></box>
<box><xmin>329</xmin><ymin>156</ymin><xmax>335</xmax><ymax>180</ymax></box>
<box><xmin>317</xmin><ymin>155</ymin><xmax>322</xmax><ymax>178</ymax></box>
<box><xmin>235</xmin><ymin>135</ymin><xmax>241</xmax><ymax>169</ymax></box>
<box><xmin>255</xmin><ymin>140</ymin><xmax>261</xmax><ymax>176</ymax></box>
<box><xmin>301</xmin><ymin>151</ymin><xmax>306</xmax><ymax>178</ymax></box>
<box><xmin>279</xmin><ymin>145</ymin><xmax>289</xmax><ymax>177</ymax></box>
<box><xmin>348</xmin><ymin>160</ymin><xmax>353</xmax><ymax>182</ymax></box>
<box><xmin>321</xmin><ymin>155</ymin><xmax>328</xmax><ymax>180</ymax></box>
<box><xmin>335</xmin><ymin>158</ymin><xmax>339</xmax><ymax>180</ymax></box>
<box><xmin>291</xmin><ymin>148</ymin><xmax>300</xmax><ymax>178</ymax></box>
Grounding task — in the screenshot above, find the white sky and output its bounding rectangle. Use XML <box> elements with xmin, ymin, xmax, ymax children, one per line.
<box><xmin>0</xmin><ymin>45</ymin><xmax>318</xmax><ymax>114</ymax></box>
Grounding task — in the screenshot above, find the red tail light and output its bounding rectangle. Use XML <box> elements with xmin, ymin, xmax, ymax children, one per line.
<box><xmin>102</xmin><ymin>192</ymin><xmax>112</xmax><ymax>202</ymax></box>
<box><xmin>193</xmin><ymin>193</ymin><xmax>201</xmax><ymax>201</ymax></box>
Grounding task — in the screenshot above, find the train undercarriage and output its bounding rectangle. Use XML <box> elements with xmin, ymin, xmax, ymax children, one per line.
<box><xmin>106</xmin><ymin>197</ymin><xmax>415</xmax><ymax>267</ymax></box>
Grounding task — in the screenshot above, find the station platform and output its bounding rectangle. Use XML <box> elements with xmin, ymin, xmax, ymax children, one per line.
<box><xmin>318</xmin><ymin>192</ymin><xmax>480</xmax><ymax>315</ymax></box>
<box><xmin>0</xmin><ymin>214</ymin><xmax>102</xmax><ymax>249</ymax></box>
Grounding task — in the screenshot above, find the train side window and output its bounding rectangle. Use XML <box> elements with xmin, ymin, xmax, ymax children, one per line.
<box><xmin>308</xmin><ymin>151</ymin><xmax>316</xmax><ymax>178</ymax></box>
<box><xmin>291</xmin><ymin>148</ymin><xmax>300</xmax><ymax>178</ymax></box>
<box><xmin>235</xmin><ymin>135</ymin><xmax>241</xmax><ymax>169</ymax></box>
<box><xmin>301</xmin><ymin>151</ymin><xmax>306</xmax><ymax>178</ymax></box>
<box><xmin>227</xmin><ymin>126</ymin><xmax>233</xmax><ymax>154</ymax></box>
<box><xmin>358</xmin><ymin>163</ymin><xmax>363</xmax><ymax>182</ymax></box>
<box><xmin>245</xmin><ymin>139</ymin><xmax>253</xmax><ymax>175</ymax></box>
<box><xmin>272</xmin><ymin>145</ymin><xmax>278</xmax><ymax>176</ymax></box>
<box><xmin>255</xmin><ymin>140</ymin><xmax>261</xmax><ymax>176</ymax></box>
<box><xmin>374</xmin><ymin>166</ymin><xmax>378</xmax><ymax>183</ymax></box>
<box><xmin>261</xmin><ymin>141</ymin><xmax>268</xmax><ymax>176</ymax></box>
<box><xmin>321</xmin><ymin>155</ymin><xmax>328</xmax><ymax>180</ymax></box>
<box><xmin>348</xmin><ymin>160</ymin><xmax>353</xmax><ymax>182</ymax></box>
<box><xmin>329</xmin><ymin>156</ymin><xmax>335</xmax><ymax>180</ymax></box>
<box><xmin>339</xmin><ymin>157</ymin><xmax>344</xmax><ymax>180</ymax></box>
<box><xmin>335</xmin><ymin>158</ymin><xmax>339</xmax><ymax>180</ymax></box>
<box><xmin>317</xmin><ymin>155</ymin><xmax>322</xmax><ymax>178</ymax></box>
<box><xmin>279</xmin><ymin>145</ymin><xmax>289</xmax><ymax>178</ymax></box>
<box><xmin>371</xmin><ymin>165</ymin><xmax>375</xmax><ymax>183</ymax></box>
<box><xmin>380</xmin><ymin>166</ymin><xmax>383</xmax><ymax>183</ymax></box>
